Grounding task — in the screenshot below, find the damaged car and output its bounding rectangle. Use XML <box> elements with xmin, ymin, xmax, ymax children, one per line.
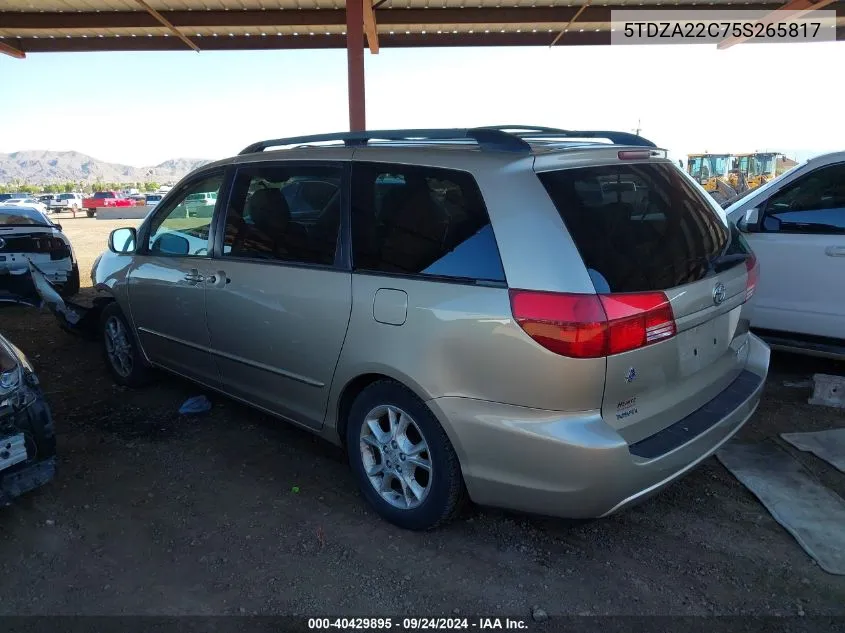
<box><xmin>0</xmin><ymin>204</ymin><xmax>80</xmax><ymax>297</ymax></box>
<box><xmin>0</xmin><ymin>282</ymin><xmax>57</xmax><ymax>504</ymax></box>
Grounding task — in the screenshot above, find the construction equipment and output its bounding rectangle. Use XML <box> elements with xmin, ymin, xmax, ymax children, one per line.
<box><xmin>729</xmin><ymin>152</ymin><xmax>784</xmax><ymax>193</ymax></box>
<box><xmin>686</xmin><ymin>153</ymin><xmax>736</xmax><ymax>202</ymax></box>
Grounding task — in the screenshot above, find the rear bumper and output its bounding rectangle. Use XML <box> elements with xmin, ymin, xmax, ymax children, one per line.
<box><xmin>1</xmin><ymin>457</ymin><xmax>57</xmax><ymax>504</ymax></box>
<box><xmin>0</xmin><ymin>260</ymin><xmax>73</xmax><ymax>285</ymax></box>
<box><xmin>0</xmin><ymin>389</ymin><xmax>57</xmax><ymax>504</ymax></box>
<box><xmin>428</xmin><ymin>333</ymin><xmax>770</xmax><ymax>519</ymax></box>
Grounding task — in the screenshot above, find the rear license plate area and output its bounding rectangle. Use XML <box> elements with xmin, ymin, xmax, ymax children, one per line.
<box><xmin>678</xmin><ymin>311</ymin><xmax>735</xmax><ymax>374</ymax></box>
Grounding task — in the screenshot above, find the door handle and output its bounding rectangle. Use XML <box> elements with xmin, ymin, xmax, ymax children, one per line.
<box><xmin>205</xmin><ymin>270</ymin><xmax>230</xmax><ymax>286</ymax></box>
<box><xmin>184</xmin><ymin>269</ymin><xmax>204</xmax><ymax>284</ymax></box>
<box><xmin>825</xmin><ymin>246</ymin><xmax>845</xmax><ymax>258</ymax></box>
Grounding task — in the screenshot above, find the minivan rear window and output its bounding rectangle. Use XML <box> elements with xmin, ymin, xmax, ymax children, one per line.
<box><xmin>538</xmin><ymin>163</ymin><xmax>748</xmax><ymax>293</ymax></box>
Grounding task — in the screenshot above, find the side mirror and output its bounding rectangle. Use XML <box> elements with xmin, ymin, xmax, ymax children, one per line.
<box><xmin>762</xmin><ymin>215</ymin><xmax>782</xmax><ymax>232</ymax></box>
<box><xmin>108</xmin><ymin>227</ymin><xmax>137</xmax><ymax>254</ymax></box>
<box><xmin>737</xmin><ymin>207</ymin><xmax>760</xmax><ymax>233</ymax></box>
<box><xmin>151</xmin><ymin>232</ymin><xmax>190</xmax><ymax>256</ymax></box>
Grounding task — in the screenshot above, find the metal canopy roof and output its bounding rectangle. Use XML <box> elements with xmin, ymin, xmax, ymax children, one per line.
<box><xmin>2</xmin><ymin>0</ymin><xmax>842</xmax><ymax>56</ymax></box>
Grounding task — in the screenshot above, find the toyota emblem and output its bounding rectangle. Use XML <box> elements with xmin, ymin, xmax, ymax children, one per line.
<box><xmin>713</xmin><ymin>282</ymin><xmax>727</xmax><ymax>306</ymax></box>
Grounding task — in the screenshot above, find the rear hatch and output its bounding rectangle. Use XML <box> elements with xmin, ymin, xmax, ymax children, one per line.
<box><xmin>534</xmin><ymin>158</ymin><xmax>758</xmax><ymax>446</ymax></box>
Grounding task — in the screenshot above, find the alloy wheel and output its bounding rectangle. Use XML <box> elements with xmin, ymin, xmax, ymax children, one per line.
<box><xmin>359</xmin><ymin>404</ymin><xmax>433</xmax><ymax>510</ymax></box>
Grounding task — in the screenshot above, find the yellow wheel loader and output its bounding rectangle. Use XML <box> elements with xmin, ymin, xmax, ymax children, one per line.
<box><xmin>686</xmin><ymin>153</ymin><xmax>736</xmax><ymax>203</ymax></box>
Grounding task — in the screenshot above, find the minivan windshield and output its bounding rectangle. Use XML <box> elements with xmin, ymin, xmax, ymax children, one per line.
<box><xmin>538</xmin><ymin>162</ymin><xmax>749</xmax><ymax>293</ymax></box>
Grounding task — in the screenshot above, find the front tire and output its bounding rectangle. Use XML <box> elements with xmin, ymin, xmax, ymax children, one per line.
<box><xmin>100</xmin><ymin>302</ymin><xmax>151</xmax><ymax>387</ymax></box>
<box><xmin>346</xmin><ymin>381</ymin><xmax>465</xmax><ymax>530</ymax></box>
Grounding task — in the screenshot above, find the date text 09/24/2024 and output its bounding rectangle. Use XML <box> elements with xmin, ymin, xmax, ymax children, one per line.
<box><xmin>307</xmin><ymin>618</ymin><xmax>529</xmax><ymax>630</ymax></box>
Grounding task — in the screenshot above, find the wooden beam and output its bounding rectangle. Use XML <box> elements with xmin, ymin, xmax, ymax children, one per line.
<box><xmin>550</xmin><ymin>0</ymin><xmax>595</xmax><ymax>46</ymax></box>
<box><xmin>363</xmin><ymin>0</ymin><xmax>380</xmax><ymax>54</ymax></box>
<box><xmin>133</xmin><ymin>0</ymin><xmax>200</xmax><ymax>52</ymax></box>
<box><xmin>717</xmin><ymin>0</ymin><xmax>839</xmax><ymax>48</ymax></box>
<box><xmin>0</xmin><ymin>40</ymin><xmax>25</xmax><ymax>59</ymax></box>
<box><xmin>347</xmin><ymin>0</ymin><xmax>366</xmax><ymax>131</ymax></box>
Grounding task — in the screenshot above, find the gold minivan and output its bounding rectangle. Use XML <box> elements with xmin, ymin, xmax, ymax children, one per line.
<box><xmin>93</xmin><ymin>127</ymin><xmax>770</xmax><ymax>530</ymax></box>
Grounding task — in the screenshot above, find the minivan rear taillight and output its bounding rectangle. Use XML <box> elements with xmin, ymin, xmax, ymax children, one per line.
<box><xmin>509</xmin><ymin>289</ymin><xmax>677</xmax><ymax>359</ymax></box>
<box><xmin>745</xmin><ymin>254</ymin><xmax>758</xmax><ymax>301</ymax></box>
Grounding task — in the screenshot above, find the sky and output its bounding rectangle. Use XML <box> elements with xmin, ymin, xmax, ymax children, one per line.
<box><xmin>1</xmin><ymin>41</ymin><xmax>843</xmax><ymax>168</ymax></box>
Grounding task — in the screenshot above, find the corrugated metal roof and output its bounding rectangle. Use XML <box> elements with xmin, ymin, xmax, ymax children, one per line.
<box><xmin>0</xmin><ymin>0</ymin><xmax>780</xmax><ymax>9</ymax></box>
<box><xmin>1</xmin><ymin>0</ymin><xmax>843</xmax><ymax>54</ymax></box>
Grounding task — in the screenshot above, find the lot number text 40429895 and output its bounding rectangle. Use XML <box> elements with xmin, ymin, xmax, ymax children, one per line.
<box><xmin>307</xmin><ymin>617</ymin><xmax>529</xmax><ymax>630</ymax></box>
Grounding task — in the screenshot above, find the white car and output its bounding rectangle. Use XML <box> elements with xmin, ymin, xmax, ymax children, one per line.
<box><xmin>1</xmin><ymin>197</ymin><xmax>49</xmax><ymax>216</ymax></box>
<box><xmin>183</xmin><ymin>191</ymin><xmax>217</xmax><ymax>217</ymax></box>
<box><xmin>144</xmin><ymin>193</ymin><xmax>164</xmax><ymax>208</ymax></box>
<box><xmin>0</xmin><ymin>205</ymin><xmax>80</xmax><ymax>296</ymax></box>
<box><xmin>49</xmin><ymin>192</ymin><xmax>84</xmax><ymax>213</ymax></box>
<box><xmin>725</xmin><ymin>151</ymin><xmax>845</xmax><ymax>359</ymax></box>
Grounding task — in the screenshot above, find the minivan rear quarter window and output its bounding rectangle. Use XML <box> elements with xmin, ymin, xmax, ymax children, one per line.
<box><xmin>351</xmin><ymin>163</ymin><xmax>505</xmax><ymax>283</ymax></box>
<box><xmin>538</xmin><ymin>162</ymin><xmax>747</xmax><ymax>293</ymax></box>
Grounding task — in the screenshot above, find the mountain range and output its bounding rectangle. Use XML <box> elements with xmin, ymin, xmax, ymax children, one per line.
<box><xmin>0</xmin><ymin>150</ymin><xmax>212</xmax><ymax>185</ymax></box>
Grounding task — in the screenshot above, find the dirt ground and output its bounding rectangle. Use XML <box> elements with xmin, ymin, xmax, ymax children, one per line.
<box><xmin>1</xmin><ymin>213</ymin><xmax>844</xmax><ymax>617</ymax></box>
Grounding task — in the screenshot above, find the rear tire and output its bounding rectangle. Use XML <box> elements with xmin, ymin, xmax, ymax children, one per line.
<box><xmin>86</xmin><ymin>209</ymin><xmax>95</xmax><ymax>218</ymax></box>
<box><xmin>100</xmin><ymin>302</ymin><xmax>151</xmax><ymax>387</ymax></box>
<box><xmin>345</xmin><ymin>380</ymin><xmax>465</xmax><ymax>530</ymax></box>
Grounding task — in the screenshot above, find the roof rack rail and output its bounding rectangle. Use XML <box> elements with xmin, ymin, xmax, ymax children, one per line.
<box><xmin>238</xmin><ymin>125</ymin><xmax>657</xmax><ymax>155</ymax></box>
<box><xmin>238</xmin><ymin>128</ymin><xmax>531</xmax><ymax>155</ymax></box>
<box><xmin>476</xmin><ymin>125</ymin><xmax>657</xmax><ymax>148</ymax></box>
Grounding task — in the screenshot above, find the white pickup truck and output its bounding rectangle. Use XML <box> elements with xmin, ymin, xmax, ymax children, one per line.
<box><xmin>48</xmin><ymin>192</ymin><xmax>84</xmax><ymax>213</ymax></box>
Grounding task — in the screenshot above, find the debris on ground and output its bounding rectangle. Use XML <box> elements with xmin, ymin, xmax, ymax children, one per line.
<box><xmin>531</xmin><ymin>606</ymin><xmax>548</xmax><ymax>622</ymax></box>
<box><xmin>717</xmin><ymin>441</ymin><xmax>845</xmax><ymax>575</ymax></box>
<box><xmin>178</xmin><ymin>395</ymin><xmax>212</xmax><ymax>415</ymax></box>
<box><xmin>783</xmin><ymin>379</ymin><xmax>814</xmax><ymax>389</ymax></box>
<box><xmin>808</xmin><ymin>374</ymin><xmax>845</xmax><ymax>409</ymax></box>
<box><xmin>782</xmin><ymin>428</ymin><xmax>845</xmax><ymax>474</ymax></box>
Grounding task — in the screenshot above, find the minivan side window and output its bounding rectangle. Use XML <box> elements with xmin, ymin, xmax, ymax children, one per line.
<box><xmin>350</xmin><ymin>163</ymin><xmax>506</xmax><ymax>283</ymax></box>
<box><xmin>762</xmin><ymin>163</ymin><xmax>845</xmax><ymax>234</ymax></box>
<box><xmin>222</xmin><ymin>164</ymin><xmax>342</xmax><ymax>266</ymax></box>
<box><xmin>146</xmin><ymin>173</ymin><xmax>224</xmax><ymax>256</ymax></box>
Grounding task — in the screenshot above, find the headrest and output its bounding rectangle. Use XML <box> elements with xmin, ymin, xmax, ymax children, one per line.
<box><xmin>246</xmin><ymin>188</ymin><xmax>290</xmax><ymax>235</ymax></box>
